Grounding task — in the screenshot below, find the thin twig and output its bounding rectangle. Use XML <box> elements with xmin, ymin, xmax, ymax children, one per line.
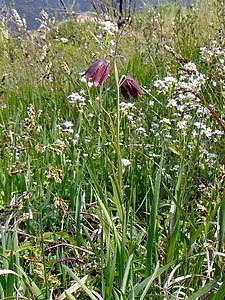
<box><xmin>59</xmin><ymin>0</ymin><xmax>70</xmax><ymax>16</ymax></box>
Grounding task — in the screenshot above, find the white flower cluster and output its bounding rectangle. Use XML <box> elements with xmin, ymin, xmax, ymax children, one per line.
<box><xmin>154</xmin><ymin>62</ymin><xmax>206</xmax><ymax>95</ymax></box>
<box><xmin>177</xmin><ymin>117</ymin><xmax>190</xmax><ymax>130</ymax></box>
<box><xmin>166</xmin><ymin>92</ymin><xmax>200</xmax><ymax>115</ymax></box>
<box><xmin>67</xmin><ymin>92</ymin><xmax>85</xmax><ymax>104</ymax></box>
<box><xmin>121</xmin><ymin>158</ymin><xmax>132</xmax><ymax>167</ymax></box>
<box><xmin>192</xmin><ymin>121</ymin><xmax>223</xmax><ymax>140</ymax></box>
<box><xmin>200</xmin><ymin>45</ymin><xmax>225</xmax><ymax>93</ymax></box>
<box><xmin>120</xmin><ymin>102</ymin><xmax>137</xmax><ymax>122</ymax></box>
<box><xmin>178</xmin><ymin>62</ymin><xmax>207</xmax><ymax>91</ymax></box>
<box><xmin>119</xmin><ymin>102</ymin><xmax>148</xmax><ymax>145</ymax></box>
<box><xmin>98</xmin><ymin>20</ymin><xmax>118</xmax><ymax>35</ymax></box>
<box><xmin>154</xmin><ymin>76</ymin><xmax>177</xmax><ymax>94</ymax></box>
<box><xmin>200</xmin><ymin>46</ymin><xmax>225</xmax><ymax>66</ymax></box>
<box><xmin>57</xmin><ymin>120</ymin><xmax>74</xmax><ymax>134</ymax></box>
<box><xmin>160</xmin><ymin>118</ymin><xmax>171</xmax><ymax>125</ymax></box>
<box><xmin>199</xmin><ymin>148</ymin><xmax>218</xmax><ymax>169</ymax></box>
<box><xmin>67</xmin><ymin>91</ymin><xmax>86</xmax><ymax>113</ymax></box>
<box><xmin>151</xmin><ymin>57</ymin><xmax>224</xmax><ymax>172</ymax></box>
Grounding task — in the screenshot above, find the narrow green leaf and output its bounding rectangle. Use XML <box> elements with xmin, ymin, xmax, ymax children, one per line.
<box><xmin>121</xmin><ymin>254</ymin><xmax>134</xmax><ymax>294</ymax></box>
<box><xmin>131</xmin><ymin>262</ymin><xmax>173</xmax><ymax>299</ymax></box>
<box><xmin>219</xmin><ymin>193</ymin><xmax>225</xmax><ymax>251</ymax></box>
<box><xmin>166</xmin><ymin>162</ymin><xmax>185</xmax><ymax>263</ymax></box>
<box><xmin>190</xmin><ymin>201</ymin><xmax>221</xmax><ymax>245</ymax></box>
<box><xmin>62</xmin><ymin>264</ymin><xmax>99</xmax><ymax>300</ymax></box>
<box><xmin>211</xmin><ymin>280</ymin><xmax>225</xmax><ymax>300</ymax></box>
<box><xmin>187</xmin><ymin>277</ymin><xmax>219</xmax><ymax>300</ymax></box>
<box><xmin>65</xmin><ymin>291</ymin><xmax>77</xmax><ymax>300</ymax></box>
<box><xmin>146</xmin><ymin>149</ymin><xmax>163</xmax><ymax>275</ymax></box>
<box><xmin>110</xmin><ymin>175</ymin><xmax>124</xmax><ymax>222</ymax></box>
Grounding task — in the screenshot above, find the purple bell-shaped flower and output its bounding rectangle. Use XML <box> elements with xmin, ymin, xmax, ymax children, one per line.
<box><xmin>119</xmin><ymin>75</ymin><xmax>144</xmax><ymax>100</ymax></box>
<box><xmin>84</xmin><ymin>58</ymin><xmax>110</xmax><ymax>86</ymax></box>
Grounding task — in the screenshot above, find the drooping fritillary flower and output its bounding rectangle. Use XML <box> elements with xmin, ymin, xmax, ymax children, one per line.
<box><xmin>84</xmin><ymin>58</ymin><xmax>110</xmax><ymax>86</ymax></box>
<box><xmin>119</xmin><ymin>75</ymin><xmax>144</xmax><ymax>100</ymax></box>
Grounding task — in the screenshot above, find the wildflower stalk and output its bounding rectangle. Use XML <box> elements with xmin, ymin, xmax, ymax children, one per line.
<box><xmin>114</xmin><ymin>58</ymin><xmax>123</xmax><ymax>196</ymax></box>
<box><xmin>111</xmin><ymin>25</ymin><xmax>125</xmax><ymax>198</ymax></box>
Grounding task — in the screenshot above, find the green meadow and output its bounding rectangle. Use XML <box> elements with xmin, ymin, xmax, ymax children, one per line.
<box><xmin>0</xmin><ymin>1</ymin><xmax>225</xmax><ymax>299</ymax></box>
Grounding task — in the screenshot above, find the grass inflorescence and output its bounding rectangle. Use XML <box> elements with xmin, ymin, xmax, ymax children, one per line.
<box><xmin>0</xmin><ymin>1</ymin><xmax>225</xmax><ymax>299</ymax></box>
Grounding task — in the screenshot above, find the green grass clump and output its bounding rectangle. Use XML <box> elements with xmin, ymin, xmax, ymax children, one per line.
<box><xmin>0</xmin><ymin>1</ymin><xmax>225</xmax><ymax>299</ymax></box>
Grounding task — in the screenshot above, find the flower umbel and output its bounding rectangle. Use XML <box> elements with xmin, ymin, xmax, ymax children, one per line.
<box><xmin>84</xmin><ymin>58</ymin><xmax>110</xmax><ymax>86</ymax></box>
<box><xmin>119</xmin><ymin>75</ymin><xmax>144</xmax><ymax>100</ymax></box>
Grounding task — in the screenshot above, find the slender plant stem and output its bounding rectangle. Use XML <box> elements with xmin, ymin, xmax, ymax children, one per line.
<box><xmin>112</xmin><ymin>26</ymin><xmax>125</xmax><ymax>198</ymax></box>
<box><xmin>114</xmin><ymin>59</ymin><xmax>123</xmax><ymax>196</ymax></box>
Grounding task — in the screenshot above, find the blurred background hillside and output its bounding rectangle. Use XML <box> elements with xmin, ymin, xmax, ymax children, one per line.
<box><xmin>3</xmin><ymin>0</ymin><xmax>194</xmax><ymax>28</ymax></box>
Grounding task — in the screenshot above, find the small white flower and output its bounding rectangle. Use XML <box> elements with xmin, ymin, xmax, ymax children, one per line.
<box><xmin>60</xmin><ymin>37</ymin><xmax>69</xmax><ymax>43</ymax></box>
<box><xmin>154</xmin><ymin>77</ymin><xmax>177</xmax><ymax>94</ymax></box>
<box><xmin>87</xmin><ymin>81</ymin><xmax>94</xmax><ymax>87</ymax></box>
<box><xmin>110</xmin><ymin>39</ymin><xmax>115</xmax><ymax>46</ymax></box>
<box><xmin>196</xmin><ymin>107</ymin><xmax>209</xmax><ymax>116</ymax></box>
<box><xmin>120</xmin><ymin>102</ymin><xmax>135</xmax><ymax>109</ymax></box>
<box><xmin>96</xmin><ymin>33</ymin><xmax>103</xmax><ymax>39</ymax></box>
<box><xmin>194</xmin><ymin>122</ymin><xmax>204</xmax><ymax>129</ymax></box>
<box><xmin>165</xmin><ymin>133</ymin><xmax>172</xmax><ymax>139</ymax></box>
<box><xmin>136</xmin><ymin>127</ymin><xmax>147</xmax><ymax>135</ymax></box>
<box><xmin>182</xmin><ymin>62</ymin><xmax>198</xmax><ymax>73</ymax></box>
<box><xmin>214</xmin><ymin>129</ymin><xmax>224</xmax><ymax>136</ymax></box>
<box><xmin>171</xmin><ymin>164</ymin><xmax>179</xmax><ymax>172</ymax></box>
<box><xmin>121</xmin><ymin>158</ymin><xmax>132</xmax><ymax>167</ymax></box>
<box><xmin>67</xmin><ymin>92</ymin><xmax>86</xmax><ymax>104</ymax></box>
<box><xmin>61</xmin><ymin>121</ymin><xmax>73</xmax><ymax>128</ymax></box>
<box><xmin>148</xmin><ymin>100</ymin><xmax>154</xmax><ymax>106</ymax></box>
<box><xmin>167</xmin><ymin>98</ymin><xmax>177</xmax><ymax>107</ymax></box>
<box><xmin>127</xmin><ymin>115</ymin><xmax>134</xmax><ymax>121</ymax></box>
<box><xmin>99</xmin><ymin>20</ymin><xmax>117</xmax><ymax>35</ymax></box>
<box><xmin>177</xmin><ymin>120</ymin><xmax>187</xmax><ymax>130</ymax></box>
<box><xmin>92</xmin><ymin>51</ymin><xmax>100</xmax><ymax>57</ymax></box>
<box><xmin>177</xmin><ymin>105</ymin><xmax>185</xmax><ymax>112</ymax></box>
<box><xmin>204</xmin><ymin>127</ymin><xmax>212</xmax><ymax>138</ymax></box>
<box><xmin>164</xmin><ymin>76</ymin><xmax>178</xmax><ymax>84</ymax></box>
<box><xmin>160</xmin><ymin>118</ymin><xmax>171</xmax><ymax>125</ymax></box>
<box><xmin>80</xmin><ymin>76</ymin><xmax>87</xmax><ymax>83</ymax></box>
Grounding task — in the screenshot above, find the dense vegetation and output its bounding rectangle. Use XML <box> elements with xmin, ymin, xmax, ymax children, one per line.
<box><xmin>0</xmin><ymin>1</ymin><xmax>225</xmax><ymax>299</ymax></box>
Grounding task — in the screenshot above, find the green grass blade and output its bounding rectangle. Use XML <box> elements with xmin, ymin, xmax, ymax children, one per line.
<box><xmin>146</xmin><ymin>149</ymin><xmax>164</xmax><ymax>276</ymax></box>
<box><xmin>131</xmin><ymin>262</ymin><xmax>173</xmax><ymax>299</ymax></box>
<box><xmin>219</xmin><ymin>193</ymin><xmax>225</xmax><ymax>251</ymax></box>
<box><xmin>121</xmin><ymin>254</ymin><xmax>134</xmax><ymax>294</ymax></box>
<box><xmin>65</xmin><ymin>291</ymin><xmax>77</xmax><ymax>300</ymax></box>
<box><xmin>62</xmin><ymin>264</ymin><xmax>99</xmax><ymax>300</ymax></box>
<box><xmin>166</xmin><ymin>161</ymin><xmax>185</xmax><ymax>263</ymax></box>
<box><xmin>211</xmin><ymin>280</ymin><xmax>225</xmax><ymax>300</ymax></box>
<box><xmin>187</xmin><ymin>277</ymin><xmax>219</xmax><ymax>300</ymax></box>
